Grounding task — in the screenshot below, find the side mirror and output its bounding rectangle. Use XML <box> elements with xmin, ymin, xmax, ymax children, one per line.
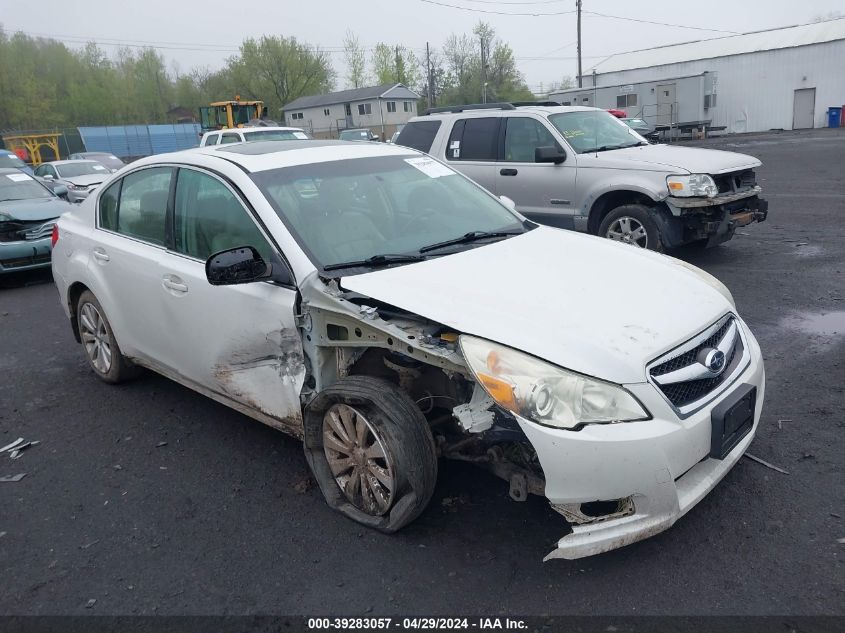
<box><xmin>205</xmin><ymin>246</ymin><xmax>272</xmax><ymax>286</ymax></box>
<box><xmin>53</xmin><ymin>185</ymin><xmax>69</xmax><ymax>198</ymax></box>
<box><xmin>42</xmin><ymin>174</ymin><xmax>55</xmax><ymax>180</ymax></box>
<box><xmin>499</xmin><ymin>195</ymin><xmax>517</xmax><ymax>211</ymax></box>
<box><xmin>535</xmin><ymin>146</ymin><xmax>566</xmax><ymax>164</ymax></box>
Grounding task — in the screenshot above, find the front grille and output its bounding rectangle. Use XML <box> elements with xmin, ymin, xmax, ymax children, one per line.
<box><xmin>713</xmin><ymin>169</ymin><xmax>757</xmax><ymax>194</ymax></box>
<box><xmin>0</xmin><ymin>219</ymin><xmax>56</xmax><ymax>242</ymax></box>
<box><xmin>649</xmin><ymin>315</ymin><xmax>746</xmax><ymax>413</ymax></box>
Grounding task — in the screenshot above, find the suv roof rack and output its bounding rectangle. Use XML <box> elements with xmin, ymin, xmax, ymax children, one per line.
<box><xmin>421</xmin><ymin>102</ymin><xmax>515</xmax><ymax>115</ymax></box>
<box><xmin>510</xmin><ymin>100</ymin><xmax>562</xmax><ymax>107</ymax></box>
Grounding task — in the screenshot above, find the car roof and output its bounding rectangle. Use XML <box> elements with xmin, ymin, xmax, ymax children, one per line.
<box><xmin>417</xmin><ymin>105</ymin><xmax>600</xmax><ymax>120</ymax></box>
<box><xmin>139</xmin><ymin>139</ymin><xmax>418</xmax><ymax>173</ymax></box>
<box><xmin>204</xmin><ymin>126</ymin><xmax>304</xmax><ymax>135</ymax></box>
<box><xmin>43</xmin><ymin>159</ymin><xmax>102</xmax><ymax>165</ymax></box>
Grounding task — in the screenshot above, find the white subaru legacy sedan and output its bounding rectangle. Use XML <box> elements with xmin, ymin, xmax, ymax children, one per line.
<box><xmin>52</xmin><ymin>140</ymin><xmax>765</xmax><ymax>560</ymax></box>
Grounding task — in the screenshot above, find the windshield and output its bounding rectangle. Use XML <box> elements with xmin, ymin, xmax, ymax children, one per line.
<box><xmin>243</xmin><ymin>129</ymin><xmax>310</xmax><ymax>141</ymax></box>
<box><xmin>340</xmin><ymin>130</ymin><xmax>370</xmax><ymax>141</ymax></box>
<box><xmin>56</xmin><ymin>162</ymin><xmax>109</xmax><ymax>178</ymax></box>
<box><xmin>0</xmin><ymin>173</ymin><xmax>53</xmax><ymax>201</ymax></box>
<box><xmin>0</xmin><ymin>153</ymin><xmax>28</xmax><ymax>170</ymax></box>
<box><xmin>85</xmin><ymin>154</ymin><xmax>124</xmax><ymax>169</ymax></box>
<box><xmin>251</xmin><ymin>155</ymin><xmax>524</xmax><ymax>271</ymax></box>
<box><xmin>549</xmin><ymin>110</ymin><xmax>646</xmax><ymax>153</ymax></box>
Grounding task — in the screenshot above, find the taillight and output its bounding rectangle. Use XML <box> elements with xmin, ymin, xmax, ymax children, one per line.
<box><xmin>51</xmin><ymin>224</ymin><xmax>59</xmax><ymax>247</ymax></box>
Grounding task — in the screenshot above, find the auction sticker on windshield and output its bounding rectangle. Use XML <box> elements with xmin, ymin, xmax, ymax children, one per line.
<box><xmin>6</xmin><ymin>173</ymin><xmax>32</xmax><ymax>182</ymax></box>
<box><xmin>405</xmin><ymin>156</ymin><xmax>453</xmax><ymax>178</ymax></box>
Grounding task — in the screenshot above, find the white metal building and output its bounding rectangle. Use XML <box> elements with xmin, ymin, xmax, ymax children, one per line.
<box><xmin>550</xmin><ymin>18</ymin><xmax>845</xmax><ymax>133</ymax></box>
<box><xmin>282</xmin><ymin>83</ymin><xmax>421</xmax><ymax>140</ymax></box>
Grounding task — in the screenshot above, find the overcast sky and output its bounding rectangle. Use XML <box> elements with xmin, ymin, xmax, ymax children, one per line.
<box><xmin>2</xmin><ymin>0</ymin><xmax>843</xmax><ymax>93</ymax></box>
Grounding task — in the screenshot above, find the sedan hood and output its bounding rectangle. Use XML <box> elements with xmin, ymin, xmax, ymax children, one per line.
<box><xmin>62</xmin><ymin>174</ymin><xmax>105</xmax><ymax>187</ymax></box>
<box><xmin>584</xmin><ymin>144</ymin><xmax>761</xmax><ymax>175</ymax></box>
<box><xmin>341</xmin><ymin>227</ymin><xmax>732</xmax><ymax>384</ymax></box>
<box><xmin>0</xmin><ymin>197</ymin><xmax>70</xmax><ymax>222</ymax></box>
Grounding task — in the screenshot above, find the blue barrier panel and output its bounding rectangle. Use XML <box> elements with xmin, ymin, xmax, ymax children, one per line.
<box><xmin>78</xmin><ymin>123</ymin><xmax>200</xmax><ymax>158</ymax></box>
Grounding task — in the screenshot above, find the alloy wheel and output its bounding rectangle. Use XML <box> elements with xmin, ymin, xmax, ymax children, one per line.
<box><xmin>322</xmin><ymin>403</ymin><xmax>395</xmax><ymax>516</ymax></box>
<box><xmin>606</xmin><ymin>216</ymin><xmax>649</xmax><ymax>248</ymax></box>
<box><xmin>79</xmin><ymin>302</ymin><xmax>112</xmax><ymax>373</ymax></box>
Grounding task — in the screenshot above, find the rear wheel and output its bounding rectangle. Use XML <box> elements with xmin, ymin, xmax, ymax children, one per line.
<box><xmin>76</xmin><ymin>290</ymin><xmax>138</xmax><ymax>383</ymax></box>
<box><xmin>599</xmin><ymin>204</ymin><xmax>663</xmax><ymax>252</ymax></box>
<box><xmin>303</xmin><ymin>376</ymin><xmax>437</xmax><ymax>532</ymax></box>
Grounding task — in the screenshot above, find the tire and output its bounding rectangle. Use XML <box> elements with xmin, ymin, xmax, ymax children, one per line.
<box><xmin>303</xmin><ymin>376</ymin><xmax>438</xmax><ymax>533</ymax></box>
<box><xmin>75</xmin><ymin>290</ymin><xmax>139</xmax><ymax>384</ymax></box>
<box><xmin>598</xmin><ymin>204</ymin><xmax>664</xmax><ymax>252</ymax></box>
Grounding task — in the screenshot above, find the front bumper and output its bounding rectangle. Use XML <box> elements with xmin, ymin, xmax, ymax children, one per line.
<box><xmin>663</xmin><ymin>191</ymin><xmax>768</xmax><ymax>248</ymax></box>
<box><xmin>516</xmin><ymin>319</ymin><xmax>765</xmax><ymax>560</ymax></box>
<box><xmin>0</xmin><ymin>237</ymin><xmax>52</xmax><ymax>273</ymax></box>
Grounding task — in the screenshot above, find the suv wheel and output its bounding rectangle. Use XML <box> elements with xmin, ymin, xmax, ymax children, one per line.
<box><xmin>599</xmin><ymin>204</ymin><xmax>663</xmax><ymax>252</ymax></box>
<box><xmin>76</xmin><ymin>290</ymin><xmax>139</xmax><ymax>383</ymax></box>
<box><xmin>303</xmin><ymin>376</ymin><xmax>437</xmax><ymax>533</ymax></box>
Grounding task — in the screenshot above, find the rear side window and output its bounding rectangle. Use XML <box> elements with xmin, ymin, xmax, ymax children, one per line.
<box><xmin>395</xmin><ymin>120</ymin><xmax>441</xmax><ymax>153</ymax></box>
<box><xmin>446</xmin><ymin>117</ymin><xmax>499</xmax><ymax>161</ymax></box>
<box><xmin>99</xmin><ymin>181</ymin><xmax>121</xmax><ymax>231</ymax></box>
<box><xmin>220</xmin><ymin>133</ymin><xmax>241</xmax><ymax>144</ymax></box>
<box><xmin>115</xmin><ymin>167</ymin><xmax>173</xmax><ymax>246</ymax></box>
<box><xmin>203</xmin><ymin>134</ymin><xmax>220</xmax><ymax>146</ymax></box>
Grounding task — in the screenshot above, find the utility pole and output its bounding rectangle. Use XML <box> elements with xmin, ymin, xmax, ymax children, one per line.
<box><xmin>480</xmin><ymin>32</ymin><xmax>487</xmax><ymax>103</ymax></box>
<box><xmin>426</xmin><ymin>42</ymin><xmax>433</xmax><ymax>109</ymax></box>
<box><xmin>576</xmin><ymin>0</ymin><xmax>583</xmax><ymax>88</ymax></box>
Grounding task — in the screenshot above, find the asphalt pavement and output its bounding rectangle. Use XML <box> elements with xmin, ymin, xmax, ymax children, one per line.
<box><xmin>0</xmin><ymin>128</ymin><xmax>843</xmax><ymax>616</ymax></box>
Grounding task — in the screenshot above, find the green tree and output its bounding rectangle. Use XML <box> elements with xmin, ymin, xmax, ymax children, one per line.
<box><xmin>343</xmin><ymin>30</ymin><xmax>368</xmax><ymax>88</ymax></box>
<box><xmin>229</xmin><ymin>36</ymin><xmax>335</xmax><ymax>117</ymax></box>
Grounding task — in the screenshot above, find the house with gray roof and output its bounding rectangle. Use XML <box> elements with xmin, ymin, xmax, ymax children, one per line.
<box><xmin>282</xmin><ymin>83</ymin><xmax>421</xmax><ymax>139</ymax></box>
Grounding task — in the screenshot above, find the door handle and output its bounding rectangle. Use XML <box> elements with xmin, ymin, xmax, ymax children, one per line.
<box><xmin>162</xmin><ymin>276</ymin><xmax>188</xmax><ymax>293</ymax></box>
<box><xmin>500</xmin><ymin>168</ymin><xmax>518</xmax><ymax>176</ymax></box>
<box><xmin>92</xmin><ymin>248</ymin><xmax>110</xmax><ymax>262</ymax></box>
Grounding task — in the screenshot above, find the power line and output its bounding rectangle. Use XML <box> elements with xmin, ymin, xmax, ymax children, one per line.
<box><xmin>584</xmin><ymin>10</ymin><xmax>741</xmax><ymax>35</ymax></box>
<box><xmin>417</xmin><ymin>0</ymin><xmax>575</xmax><ymax>16</ymax></box>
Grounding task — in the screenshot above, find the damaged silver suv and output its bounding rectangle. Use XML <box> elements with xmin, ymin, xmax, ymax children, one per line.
<box><xmin>53</xmin><ymin>140</ymin><xmax>765</xmax><ymax>561</ymax></box>
<box><xmin>396</xmin><ymin>103</ymin><xmax>768</xmax><ymax>250</ymax></box>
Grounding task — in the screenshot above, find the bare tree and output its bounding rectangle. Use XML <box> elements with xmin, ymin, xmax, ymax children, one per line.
<box><xmin>343</xmin><ymin>30</ymin><xmax>368</xmax><ymax>88</ymax></box>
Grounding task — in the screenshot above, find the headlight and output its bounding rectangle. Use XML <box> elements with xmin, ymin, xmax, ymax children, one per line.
<box><xmin>68</xmin><ymin>184</ymin><xmax>88</xmax><ymax>191</ymax></box>
<box><xmin>667</xmin><ymin>174</ymin><xmax>718</xmax><ymax>198</ymax></box>
<box><xmin>459</xmin><ymin>336</ymin><xmax>650</xmax><ymax>430</ymax></box>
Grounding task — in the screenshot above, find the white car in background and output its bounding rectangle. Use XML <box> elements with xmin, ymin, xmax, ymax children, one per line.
<box><xmin>200</xmin><ymin>126</ymin><xmax>310</xmax><ymax>147</ymax></box>
<box><xmin>34</xmin><ymin>159</ymin><xmax>110</xmax><ymax>203</ymax></box>
<box><xmin>51</xmin><ymin>139</ymin><xmax>765</xmax><ymax>561</ymax></box>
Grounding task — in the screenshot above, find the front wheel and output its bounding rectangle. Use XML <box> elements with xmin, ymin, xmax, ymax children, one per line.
<box><xmin>599</xmin><ymin>204</ymin><xmax>663</xmax><ymax>252</ymax></box>
<box><xmin>303</xmin><ymin>376</ymin><xmax>438</xmax><ymax>533</ymax></box>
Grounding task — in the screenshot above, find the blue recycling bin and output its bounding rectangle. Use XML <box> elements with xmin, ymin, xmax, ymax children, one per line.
<box><xmin>828</xmin><ymin>106</ymin><xmax>842</xmax><ymax>128</ymax></box>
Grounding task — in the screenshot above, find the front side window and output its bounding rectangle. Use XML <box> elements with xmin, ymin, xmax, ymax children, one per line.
<box><xmin>115</xmin><ymin>167</ymin><xmax>173</xmax><ymax>245</ymax></box>
<box><xmin>446</xmin><ymin>117</ymin><xmax>499</xmax><ymax>161</ymax></box>
<box><xmin>251</xmin><ymin>155</ymin><xmax>523</xmax><ymax>270</ymax></box>
<box><xmin>173</xmin><ymin>169</ymin><xmax>271</xmax><ymax>261</ymax></box>
<box><xmin>203</xmin><ymin>134</ymin><xmax>220</xmax><ymax>146</ymax></box>
<box><xmin>549</xmin><ymin>111</ymin><xmax>644</xmax><ymax>154</ymax></box>
<box><xmin>35</xmin><ymin>165</ymin><xmax>56</xmax><ymax>178</ymax></box>
<box><xmin>503</xmin><ymin>117</ymin><xmax>562</xmax><ymax>162</ymax></box>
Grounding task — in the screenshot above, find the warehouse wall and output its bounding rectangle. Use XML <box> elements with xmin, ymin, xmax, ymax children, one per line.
<box><xmin>585</xmin><ymin>41</ymin><xmax>845</xmax><ymax>132</ymax></box>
